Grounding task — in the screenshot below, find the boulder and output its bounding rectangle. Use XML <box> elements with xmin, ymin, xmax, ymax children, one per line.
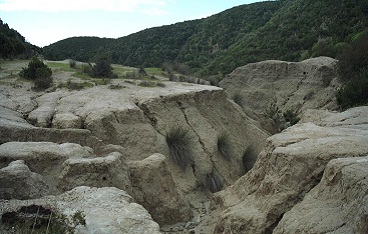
<box><xmin>129</xmin><ymin>153</ymin><xmax>192</xmax><ymax>225</ymax></box>
<box><xmin>206</xmin><ymin>106</ymin><xmax>368</xmax><ymax>234</ymax></box>
<box><xmin>0</xmin><ymin>160</ymin><xmax>50</xmax><ymax>199</ymax></box>
<box><xmin>274</xmin><ymin>156</ymin><xmax>368</xmax><ymax>234</ymax></box>
<box><xmin>0</xmin><ymin>142</ymin><xmax>95</xmax><ymax>191</ymax></box>
<box><xmin>0</xmin><ymin>186</ymin><xmax>161</xmax><ymax>234</ymax></box>
<box><xmin>27</xmin><ymin>91</ymin><xmax>66</xmax><ymax>127</ymax></box>
<box><xmin>52</xmin><ymin>112</ymin><xmax>82</xmax><ymax>129</ymax></box>
<box><xmin>58</xmin><ymin>152</ymin><xmax>132</xmax><ymax>194</ymax></box>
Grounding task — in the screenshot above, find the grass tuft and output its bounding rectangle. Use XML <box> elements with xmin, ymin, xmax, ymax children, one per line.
<box><xmin>204</xmin><ymin>170</ymin><xmax>223</xmax><ymax>193</ymax></box>
<box><xmin>242</xmin><ymin>145</ymin><xmax>257</xmax><ymax>174</ymax></box>
<box><xmin>166</xmin><ymin>127</ymin><xmax>194</xmax><ymax>171</ymax></box>
<box><xmin>217</xmin><ymin>132</ymin><xmax>233</xmax><ymax>160</ymax></box>
<box><xmin>231</xmin><ymin>92</ymin><xmax>244</xmax><ymax>107</ymax></box>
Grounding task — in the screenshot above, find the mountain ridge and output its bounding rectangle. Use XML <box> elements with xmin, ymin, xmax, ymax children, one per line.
<box><xmin>43</xmin><ymin>0</ymin><xmax>368</xmax><ymax>76</ymax></box>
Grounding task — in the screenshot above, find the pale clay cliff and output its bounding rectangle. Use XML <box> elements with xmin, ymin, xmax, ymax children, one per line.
<box><xmin>220</xmin><ymin>56</ymin><xmax>339</xmax><ymax>133</ymax></box>
<box><xmin>1</xmin><ymin>57</ymin><xmax>367</xmax><ymax>233</ymax></box>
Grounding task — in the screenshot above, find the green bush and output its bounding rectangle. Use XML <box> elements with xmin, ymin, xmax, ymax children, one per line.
<box><xmin>338</xmin><ymin>33</ymin><xmax>368</xmax><ymax>83</ymax></box>
<box><xmin>91</xmin><ymin>59</ymin><xmax>117</xmax><ymax>78</ymax></box>
<box><xmin>19</xmin><ymin>57</ymin><xmax>53</xmax><ymax>90</ymax></box>
<box><xmin>336</xmin><ymin>68</ymin><xmax>368</xmax><ymax>109</ymax></box>
<box><xmin>217</xmin><ymin>132</ymin><xmax>233</xmax><ymax>160</ymax></box>
<box><xmin>336</xmin><ymin>33</ymin><xmax>368</xmax><ymax>109</ymax></box>
<box><xmin>166</xmin><ymin>127</ymin><xmax>194</xmax><ymax>171</ymax></box>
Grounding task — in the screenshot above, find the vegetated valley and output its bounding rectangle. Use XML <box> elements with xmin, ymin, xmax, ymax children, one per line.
<box><xmin>43</xmin><ymin>0</ymin><xmax>368</xmax><ymax>77</ymax></box>
<box><xmin>1</xmin><ymin>0</ymin><xmax>368</xmax><ymax>233</ymax></box>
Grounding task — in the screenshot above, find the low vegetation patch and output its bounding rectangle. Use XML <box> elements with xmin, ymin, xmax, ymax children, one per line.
<box><xmin>204</xmin><ymin>170</ymin><xmax>223</xmax><ymax>193</ymax></box>
<box><xmin>19</xmin><ymin>57</ymin><xmax>53</xmax><ymax>90</ymax></box>
<box><xmin>58</xmin><ymin>79</ymin><xmax>94</xmax><ymax>90</ymax></box>
<box><xmin>138</xmin><ymin>80</ymin><xmax>166</xmax><ymax>87</ymax></box>
<box><xmin>231</xmin><ymin>92</ymin><xmax>244</xmax><ymax>107</ymax></box>
<box><xmin>1</xmin><ymin>205</ymin><xmax>73</xmax><ymax>234</ymax></box>
<box><xmin>242</xmin><ymin>145</ymin><xmax>257</xmax><ymax>174</ymax></box>
<box><xmin>217</xmin><ymin>132</ymin><xmax>233</xmax><ymax>160</ymax></box>
<box><xmin>166</xmin><ymin>127</ymin><xmax>195</xmax><ymax>171</ymax></box>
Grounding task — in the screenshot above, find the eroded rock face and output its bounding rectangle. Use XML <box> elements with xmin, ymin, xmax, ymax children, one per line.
<box><xmin>0</xmin><ymin>186</ymin><xmax>161</xmax><ymax>234</ymax></box>
<box><xmin>0</xmin><ymin>142</ymin><xmax>95</xmax><ymax>192</ymax></box>
<box><xmin>59</xmin><ymin>152</ymin><xmax>132</xmax><ymax>194</ymax></box>
<box><xmin>1</xmin><ymin>74</ymin><xmax>270</xmax><ymax>227</ymax></box>
<box><xmin>130</xmin><ymin>154</ymin><xmax>193</xmax><ymax>225</ymax></box>
<box><xmin>0</xmin><ymin>160</ymin><xmax>50</xmax><ymax>199</ymax></box>
<box><xmin>273</xmin><ymin>156</ymin><xmax>368</xmax><ymax>234</ymax></box>
<box><xmin>206</xmin><ymin>106</ymin><xmax>368</xmax><ymax>234</ymax></box>
<box><xmin>28</xmin><ymin>91</ymin><xmax>66</xmax><ymax>127</ymax></box>
<box><xmin>219</xmin><ymin>57</ymin><xmax>339</xmax><ymax>132</ymax></box>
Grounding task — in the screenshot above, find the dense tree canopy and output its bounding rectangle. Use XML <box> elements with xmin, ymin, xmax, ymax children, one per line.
<box><xmin>0</xmin><ymin>19</ymin><xmax>41</xmax><ymax>59</ymax></box>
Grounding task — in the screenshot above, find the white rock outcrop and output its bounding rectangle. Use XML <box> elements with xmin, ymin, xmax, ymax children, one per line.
<box><xmin>0</xmin><ymin>160</ymin><xmax>50</xmax><ymax>199</ymax></box>
<box><xmin>130</xmin><ymin>153</ymin><xmax>193</xmax><ymax>225</ymax></box>
<box><xmin>59</xmin><ymin>152</ymin><xmax>132</xmax><ymax>194</ymax></box>
<box><xmin>201</xmin><ymin>106</ymin><xmax>368</xmax><ymax>234</ymax></box>
<box><xmin>273</xmin><ymin>156</ymin><xmax>368</xmax><ymax>234</ymax></box>
<box><xmin>0</xmin><ymin>142</ymin><xmax>95</xmax><ymax>191</ymax></box>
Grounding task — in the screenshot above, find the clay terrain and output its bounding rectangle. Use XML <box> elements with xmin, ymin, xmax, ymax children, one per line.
<box><xmin>1</xmin><ymin>58</ymin><xmax>367</xmax><ymax>233</ymax></box>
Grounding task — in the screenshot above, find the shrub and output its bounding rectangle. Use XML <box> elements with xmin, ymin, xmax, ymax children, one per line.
<box><xmin>19</xmin><ymin>57</ymin><xmax>53</xmax><ymax>90</ymax></box>
<box><xmin>204</xmin><ymin>170</ymin><xmax>223</xmax><ymax>193</ymax></box>
<box><xmin>138</xmin><ymin>80</ymin><xmax>156</xmax><ymax>87</ymax></box>
<box><xmin>337</xmin><ymin>33</ymin><xmax>368</xmax><ymax>83</ymax></box>
<box><xmin>283</xmin><ymin>109</ymin><xmax>300</xmax><ymax>126</ymax></box>
<box><xmin>242</xmin><ymin>145</ymin><xmax>257</xmax><ymax>174</ymax></box>
<box><xmin>109</xmin><ymin>84</ymin><xmax>125</xmax><ymax>90</ymax></box>
<box><xmin>217</xmin><ymin>132</ymin><xmax>233</xmax><ymax>160</ymax></box>
<box><xmin>91</xmin><ymin>59</ymin><xmax>116</xmax><ymax>78</ymax></box>
<box><xmin>336</xmin><ymin>33</ymin><xmax>368</xmax><ymax>109</ymax></box>
<box><xmin>138</xmin><ymin>66</ymin><xmax>148</xmax><ymax>76</ymax></box>
<box><xmin>34</xmin><ymin>67</ymin><xmax>53</xmax><ymax>89</ymax></box>
<box><xmin>62</xmin><ymin>79</ymin><xmax>94</xmax><ymax>90</ymax></box>
<box><xmin>69</xmin><ymin>59</ymin><xmax>76</xmax><ymax>68</ymax></box>
<box><xmin>157</xmin><ymin>82</ymin><xmax>166</xmax><ymax>87</ymax></box>
<box><xmin>81</xmin><ymin>63</ymin><xmax>92</xmax><ymax>75</ymax></box>
<box><xmin>336</xmin><ymin>68</ymin><xmax>368</xmax><ymax>109</ymax></box>
<box><xmin>231</xmin><ymin>91</ymin><xmax>244</xmax><ymax>107</ymax></box>
<box><xmin>166</xmin><ymin>127</ymin><xmax>194</xmax><ymax>171</ymax></box>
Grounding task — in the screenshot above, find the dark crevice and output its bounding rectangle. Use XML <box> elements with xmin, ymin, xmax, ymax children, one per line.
<box><xmin>265</xmin><ymin>213</ymin><xmax>284</xmax><ymax>234</ymax></box>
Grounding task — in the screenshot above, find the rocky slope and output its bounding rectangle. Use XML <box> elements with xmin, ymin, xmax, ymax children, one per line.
<box><xmin>1</xmin><ymin>59</ymin><xmax>367</xmax><ymax>233</ymax></box>
<box><xmin>0</xmin><ymin>63</ymin><xmax>269</xmax><ymax>232</ymax></box>
<box><xmin>195</xmin><ymin>106</ymin><xmax>368</xmax><ymax>233</ymax></box>
<box><xmin>219</xmin><ymin>56</ymin><xmax>339</xmax><ymax>133</ymax></box>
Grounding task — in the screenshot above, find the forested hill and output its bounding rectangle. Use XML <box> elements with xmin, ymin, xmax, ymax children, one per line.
<box><xmin>43</xmin><ymin>0</ymin><xmax>368</xmax><ymax>76</ymax></box>
<box><xmin>0</xmin><ymin>19</ymin><xmax>41</xmax><ymax>59</ymax></box>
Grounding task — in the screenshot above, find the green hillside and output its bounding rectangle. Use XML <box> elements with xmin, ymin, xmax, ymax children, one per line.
<box><xmin>43</xmin><ymin>0</ymin><xmax>368</xmax><ymax>77</ymax></box>
<box><xmin>0</xmin><ymin>19</ymin><xmax>41</xmax><ymax>59</ymax></box>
